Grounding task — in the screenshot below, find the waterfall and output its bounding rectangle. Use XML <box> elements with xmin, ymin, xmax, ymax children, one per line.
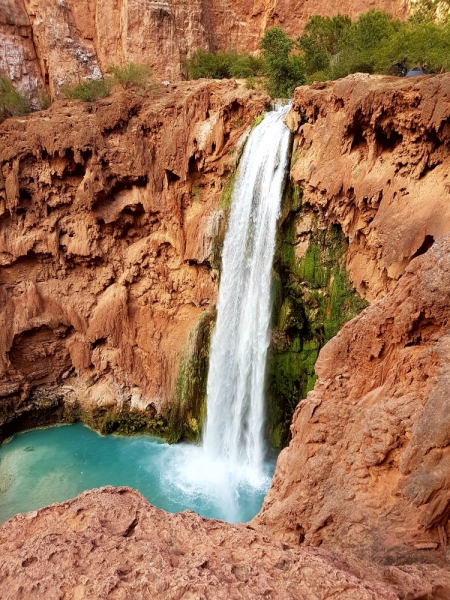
<box><xmin>160</xmin><ymin>106</ymin><xmax>291</xmax><ymax>523</ymax></box>
<box><xmin>203</xmin><ymin>105</ymin><xmax>291</xmax><ymax>482</ymax></box>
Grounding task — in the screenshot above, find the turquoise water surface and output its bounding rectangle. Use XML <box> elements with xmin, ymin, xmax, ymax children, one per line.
<box><xmin>0</xmin><ymin>423</ymin><xmax>275</xmax><ymax>524</ymax></box>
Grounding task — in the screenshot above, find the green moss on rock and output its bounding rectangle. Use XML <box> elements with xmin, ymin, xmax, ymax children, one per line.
<box><xmin>168</xmin><ymin>307</ymin><xmax>216</xmax><ymax>444</ymax></box>
<box><xmin>99</xmin><ymin>411</ymin><xmax>169</xmax><ymax>437</ymax></box>
<box><xmin>266</xmin><ymin>183</ymin><xmax>368</xmax><ymax>449</ymax></box>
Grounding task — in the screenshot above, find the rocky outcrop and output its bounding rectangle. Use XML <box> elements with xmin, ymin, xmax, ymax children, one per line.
<box><xmin>2</xmin><ymin>485</ymin><xmax>450</xmax><ymax>600</ymax></box>
<box><xmin>0</xmin><ymin>0</ymin><xmax>44</xmax><ymax>104</ymax></box>
<box><xmin>258</xmin><ymin>234</ymin><xmax>450</xmax><ymax>566</ymax></box>
<box><xmin>286</xmin><ymin>73</ymin><xmax>450</xmax><ymax>302</ymax></box>
<box><xmin>0</xmin><ymin>79</ymin><xmax>268</xmax><ymax>440</ymax></box>
<box><xmin>0</xmin><ymin>0</ymin><xmax>409</xmax><ymax>97</ymax></box>
<box><xmin>256</xmin><ymin>74</ymin><xmax>450</xmax><ymax>568</ymax></box>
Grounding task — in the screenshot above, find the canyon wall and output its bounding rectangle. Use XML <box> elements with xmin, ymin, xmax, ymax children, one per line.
<box><xmin>0</xmin><ymin>0</ymin><xmax>409</xmax><ymax>98</ymax></box>
<box><xmin>0</xmin><ymin>79</ymin><xmax>268</xmax><ymax>441</ymax></box>
<box><xmin>1</xmin><ymin>64</ymin><xmax>450</xmax><ymax>599</ymax></box>
<box><xmin>256</xmin><ymin>73</ymin><xmax>450</xmax><ymax>568</ymax></box>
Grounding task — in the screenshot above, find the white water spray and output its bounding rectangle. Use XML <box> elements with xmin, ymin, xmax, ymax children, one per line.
<box><xmin>203</xmin><ymin>106</ymin><xmax>291</xmax><ymax>479</ymax></box>
<box><xmin>161</xmin><ymin>106</ymin><xmax>291</xmax><ymax>522</ymax></box>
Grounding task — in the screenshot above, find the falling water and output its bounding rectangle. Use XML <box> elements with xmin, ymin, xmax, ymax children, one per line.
<box><xmin>203</xmin><ymin>105</ymin><xmax>291</xmax><ymax>480</ymax></box>
<box><xmin>159</xmin><ymin>105</ymin><xmax>291</xmax><ymax>522</ymax></box>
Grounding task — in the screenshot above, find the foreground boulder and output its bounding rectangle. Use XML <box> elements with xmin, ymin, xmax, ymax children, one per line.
<box><xmin>1</xmin><ymin>486</ymin><xmax>449</xmax><ymax>599</ymax></box>
<box><xmin>257</xmin><ymin>232</ymin><xmax>450</xmax><ymax>571</ymax></box>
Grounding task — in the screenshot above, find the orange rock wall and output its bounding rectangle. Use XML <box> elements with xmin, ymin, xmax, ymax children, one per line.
<box><xmin>0</xmin><ymin>0</ymin><xmax>409</xmax><ymax>97</ymax></box>
<box><xmin>0</xmin><ymin>80</ymin><xmax>268</xmax><ymax>436</ymax></box>
<box><xmin>286</xmin><ymin>73</ymin><xmax>450</xmax><ymax>302</ymax></box>
<box><xmin>256</xmin><ymin>73</ymin><xmax>450</xmax><ymax>567</ymax></box>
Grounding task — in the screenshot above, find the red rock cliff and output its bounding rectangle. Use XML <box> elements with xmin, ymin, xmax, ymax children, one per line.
<box><xmin>1</xmin><ymin>70</ymin><xmax>450</xmax><ymax>600</ymax></box>
<box><xmin>0</xmin><ymin>80</ymin><xmax>268</xmax><ymax>439</ymax></box>
<box><xmin>0</xmin><ymin>0</ymin><xmax>409</xmax><ymax>98</ymax></box>
<box><xmin>256</xmin><ymin>73</ymin><xmax>450</xmax><ymax>569</ymax></box>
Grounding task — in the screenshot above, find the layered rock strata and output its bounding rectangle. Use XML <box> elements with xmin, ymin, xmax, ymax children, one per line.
<box><xmin>0</xmin><ymin>0</ymin><xmax>409</xmax><ymax>96</ymax></box>
<box><xmin>0</xmin><ymin>79</ymin><xmax>268</xmax><ymax>441</ymax></box>
<box><xmin>256</xmin><ymin>74</ymin><xmax>450</xmax><ymax>568</ymax></box>
<box><xmin>2</xmin><ymin>486</ymin><xmax>450</xmax><ymax>600</ymax></box>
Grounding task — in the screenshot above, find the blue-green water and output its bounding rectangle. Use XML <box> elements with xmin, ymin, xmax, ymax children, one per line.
<box><xmin>0</xmin><ymin>423</ymin><xmax>275</xmax><ymax>524</ymax></box>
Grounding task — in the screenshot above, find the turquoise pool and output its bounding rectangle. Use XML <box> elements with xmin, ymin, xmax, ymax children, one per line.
<box><xmin>0</xmin><ymin>423</ymin><xmax>275</xmax><ymax>524</ymax></box>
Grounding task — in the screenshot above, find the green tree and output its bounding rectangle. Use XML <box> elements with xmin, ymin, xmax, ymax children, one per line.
<box><xmin>330</xmin><ymin>11</ymin><xmax>401</xmax><ymax>79</ymax></box>
<box><xmin>375</xmin><ymin>19</ymin><xmax>450</xmax><ymax>73</ymax></box>
<box><xmin>299</xmin><ymin>14</ymin><xmax>351</xmax><ymax>77</ymax></box>
<box><xmin>184</xmin><ymin>49</ymin><xmax>262</xmax><ymax>80</ymax></box>
<box><xmin>260</xmin><ymin>27</ymin><xmax>306</xmax><ymax>97</ymax></box>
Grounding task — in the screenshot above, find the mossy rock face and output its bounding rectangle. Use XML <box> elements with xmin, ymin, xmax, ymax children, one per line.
<box><xmin>266</xmin><ymin>183</ymin><xmax>368</xmax><ymax>449</ymax></box>
<box><xmin>168</xmin><ymin>307</ymin><xmax>216</xmax><ymax>444</ymax></box>
<box><xmin>99</xmin><ymin>411</ymin><xmax>169</xmax><ymax>437</ymax></box>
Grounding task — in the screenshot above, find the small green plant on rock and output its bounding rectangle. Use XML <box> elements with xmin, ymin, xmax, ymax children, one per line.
<box><xmin>38</xmin><ymin>89</ymin><xmax>52</xmax><ymax>110</ymax></box>
<box><xmin>63</xmin><ymin>78</ymin><xmax>112</xmax><ymax>102</ymax></box>
<box><xmin>192</xmin><ymin>184</ymin><xmax>201</xmax><ymax>202</ymax></box>
<box><xmin>107</xmin><ymin>62</ymin><xmax>155</xmax><ymax>93</ymax></box>
<box><xmin>0</xmin><ymin>75</ymin><xmax>30</xmax><ymax>122</ymax></box>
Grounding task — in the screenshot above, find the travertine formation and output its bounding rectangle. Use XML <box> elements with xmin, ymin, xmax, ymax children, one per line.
<box><xmin>2</xmin><ymin>486</ymin><xmax>450</xmax><ymax>599</ymax></box>
<box><xmin>256</xmin><ymin>74</ymin><xmax>450</xmax><ymax>569</ymax></box>
<box><xmin>286</xmin><ymin>73</ymin><xmax>450</xmax><ymax>302</ymax></box>
<box><xmin>0</xmin><ymin>80</ymin><xmax>268</xmax><ymax>439</ymax></box>
<box><xmin>0</xmin><ymin>0</ymin><xmax>409</xmax><ymax>97</ymax></box>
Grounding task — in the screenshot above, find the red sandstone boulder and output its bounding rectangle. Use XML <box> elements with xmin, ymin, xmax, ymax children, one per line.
<box><xmin>257</xmin><ymin>233</ymin><xmax>450</xmax><ymax>573</ymax></box>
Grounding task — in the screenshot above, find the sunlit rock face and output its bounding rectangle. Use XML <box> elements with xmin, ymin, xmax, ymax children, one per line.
<box><xmin>0</xmin><ymin>0</ymin><xmax>409</xmax><ymax>94</ymax></box>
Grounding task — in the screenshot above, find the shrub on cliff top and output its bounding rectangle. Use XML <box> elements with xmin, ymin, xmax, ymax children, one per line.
<box><xmin>107</xmin><ymin>62</ymin><xmax>155</xmax><ymax>92</ymax></box>
<box><xmin>0</xmin><ymin>76</ymin><xmax>30</xmax><ymax>122</ymax></box>
<box><xmin>300</xmin><ymin>6</ymin><xmax>450</xmax><ymax>82</ymax></box>
<box><xmin>63</xmin><ymin>78</ymin><xmax>112</xmax><ymax>102</ymax></box>
<box><xmin>374</xmin><ymin>19</ymin><xmax>450</xmax><ymax>74</ymax></box>
<box><xmin>63</xmin><ymin>63</ymin><xmax>155</xmax><ymax>103</ymax></box>
<box><xmin>184</xmin><ymin>49</ymin><xmax>263</xmax><ymax>80</ymax></box>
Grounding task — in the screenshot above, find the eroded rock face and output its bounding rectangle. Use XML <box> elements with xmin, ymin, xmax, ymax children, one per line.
<box><xmin>257</xmin><ymin>231</ymin><xmax>450</xmax><ymax>568</ymax></box>
<box><xmin>2</xmin><ymin>486</ymin><xmax>450</xmax><ymax>600</ymax></box>
<box><xmin>0</xmin><ymin>0</ymin><xmax>409</xmax><ymax>95</ymax></box>
<box><xmin>0</xmin><ymin>80</ymin><xmax>268</xmax><ymax>439</ymax></box>
<box><xmin>255</xmin><ymin>74</ymin><xmax>450</xmax><ymax>568</ymax></box>
<box><xmin>286</xmin><ymin>73</ymin><xmax>450</xmax><ymax>302</ymax></box>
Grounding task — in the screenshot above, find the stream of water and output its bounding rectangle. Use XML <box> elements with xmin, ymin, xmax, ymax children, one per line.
<box><xmin>0</xmin><ymin>106</ymin><xmax>291</xmax><ymax>525</ymax></box>
<box><xmin>163</xmin><ymin>105</ymin><xmax>291</xmax><ymax>521</ymax></box>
